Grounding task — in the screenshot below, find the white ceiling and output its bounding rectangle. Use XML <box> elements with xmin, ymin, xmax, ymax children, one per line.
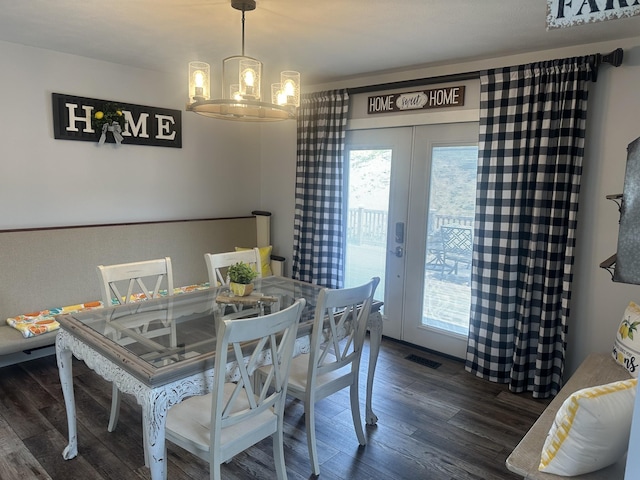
<box><xmin>0</xmin><ymin>0</ymin><xmax>638</xmax><ymax>86</ymax></box>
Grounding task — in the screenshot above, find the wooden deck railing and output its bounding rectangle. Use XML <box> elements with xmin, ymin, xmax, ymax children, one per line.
<box><xmin>347</xmin><ymin>208</ymin><xmax>474</xmax><ymax>246</ymax></box>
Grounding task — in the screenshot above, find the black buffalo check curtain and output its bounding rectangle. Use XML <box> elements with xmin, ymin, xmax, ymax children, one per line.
<box><xmin>292</xmin><ymin>89</ymin><xmax>349</xmax><ymax>288</ymax></box>
<box><xmin>465</xmin><ymin>56</ymin><xmax>593</xmax><ymax>398</ymax></box>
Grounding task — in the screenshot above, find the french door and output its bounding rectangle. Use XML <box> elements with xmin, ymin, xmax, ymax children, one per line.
<box><xmin>344</xmin><ymin>123</ymin><xmax>478</xmax><ymax>358</ymax></box>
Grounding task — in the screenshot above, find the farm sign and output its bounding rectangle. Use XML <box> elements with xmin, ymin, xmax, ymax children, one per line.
<box><xmin>547</xmin><ymin>0</ymin><xmax>640</xmax><ymax>29</ymax></box>
<box><xmin>367</xmin><ymin>86</ymin><xmax>465</xmax><ymax>115</ymax></box>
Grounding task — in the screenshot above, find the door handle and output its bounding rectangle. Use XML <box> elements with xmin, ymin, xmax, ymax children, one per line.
<box><xmin>390</xmin><ymin>246</ymin><xmax>404</xmax><ymax>258</ymax></box>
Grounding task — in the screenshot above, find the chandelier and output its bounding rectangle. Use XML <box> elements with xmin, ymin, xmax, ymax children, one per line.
<box><xmin>187</xmin><ymin>0</ymin><xmax>300</xmax><ymax>122</ymax></box>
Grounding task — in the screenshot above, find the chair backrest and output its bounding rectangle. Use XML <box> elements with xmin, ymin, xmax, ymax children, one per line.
<box><xmin>308</xmin><ymin>277</ymin><xmax>380</xmax><ymax>380</ymax></box>
<box><xmin>211</xmin><ymin>298</ymin><xmax>306</xmax><ymax>450</ymax></box>
<box><xmin>204</xmin><ymin>248</ymin><xmax>262</xmax><ymax>286</ymax></box>
<box><xmin>441</xmin><ymin>225</ymin><xmax>473</xmax><ymax>258</ymax></box>
<box><xmin>97</xmin><ymin>257</ymin><xmax>174</xmax><ymax>306</ymax></box>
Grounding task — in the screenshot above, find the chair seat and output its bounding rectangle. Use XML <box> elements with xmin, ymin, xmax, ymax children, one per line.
<box><xmin>166</xmin><ymin>383</ymin><xmax>278</xmax><ymax>454</ymax></box>
<box><xmin>286</xmin><ymin>353</ymin><xmax>353</xmax><ymax>392</ymax></box>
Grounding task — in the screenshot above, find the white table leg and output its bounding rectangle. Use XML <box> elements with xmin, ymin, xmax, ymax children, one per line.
<box><xmin>56</xmin><ymin>332</ymin><xmax>78</xmax><ymax>459</ymax></box>
<box><xmin>142</xmin><ymin>390</ymin><xmax>168</xmax><ymax>480</ymax></box>
<box><xmin>366</xmin><ymin>311</ymin><xmax>383</xmax><ymax>425</ymax></box>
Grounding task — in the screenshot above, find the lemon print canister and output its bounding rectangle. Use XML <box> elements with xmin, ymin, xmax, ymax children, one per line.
<box><xmin>613</xmin><ymin>301</ymin><xmax>640</xmax><ymax>377</ymax></box>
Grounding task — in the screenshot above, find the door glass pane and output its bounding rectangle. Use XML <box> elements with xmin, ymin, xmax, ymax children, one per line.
<box><xmin>344</xmin><ymin>149</ymin><xmax>390</xmax><ymax>307</ymax></box>
<box><xmin>423</xmin><ymin>146</ymin><xmax>478</xmax><ymax>335</ymax></box>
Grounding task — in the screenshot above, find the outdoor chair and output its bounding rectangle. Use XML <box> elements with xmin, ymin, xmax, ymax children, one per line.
<box><xmin>440</xmin><ymin>225</ymin><xmax>473</xmax><ymax>276</ymax></box>
<box><xmin>165</xmin><ymin>299</ymin><xmax>306</xmax><ymax>480</ymax></box>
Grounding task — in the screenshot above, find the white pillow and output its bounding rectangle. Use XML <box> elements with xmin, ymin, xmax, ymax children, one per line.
<box><xmin>613</xmin><ymin>301</ymin><xmax>640</xmax><ymax>377</ymax></box>
<box><xmin>539</xmin><ymin>378</ymin><xmax>637</xmax><ymax>476</ymax></box>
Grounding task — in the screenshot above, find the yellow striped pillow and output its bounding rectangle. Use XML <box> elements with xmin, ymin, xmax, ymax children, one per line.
<box><xmin>539</xmin><ymin>378</ymin><xmax>637</xmax><ymax>475</ymax></box>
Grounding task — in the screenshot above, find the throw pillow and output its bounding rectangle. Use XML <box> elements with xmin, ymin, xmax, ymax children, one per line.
<box><xmin>538</xmin><ymin>378</ymin><xmax>637</xmax><ymax>476</ymax></box>
<box><xmin>235</xmin><ymin>245</ymin><xmax>273</xmax><ymax>277</ymax></box>
<box><xmin>613</xmin><ymin>301</ymin><xmax>640</xmax><ymax>377</ymax></box>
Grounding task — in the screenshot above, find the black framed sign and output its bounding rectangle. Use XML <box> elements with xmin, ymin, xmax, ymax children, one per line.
<box><xmin>367</xmin><ymin>86</ymin><xmax>465</xmax><ymax>115</ymax></box>
<box><xmin>52</xmin><ymin>93</ymin><xmax>182</xmax><ymax>148</ymax></box>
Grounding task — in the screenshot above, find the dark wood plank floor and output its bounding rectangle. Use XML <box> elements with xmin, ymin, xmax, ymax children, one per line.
<box><xmin>0</xmin><ymin>337</ymin><xmax>549</xmax><ymax>480</ymax></box>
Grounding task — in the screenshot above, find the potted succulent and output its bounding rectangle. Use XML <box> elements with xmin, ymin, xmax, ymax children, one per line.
<box><xmin>227</xmin><ymin>261</ymin><xmax>258</xmax><ymax>296</ymax></box>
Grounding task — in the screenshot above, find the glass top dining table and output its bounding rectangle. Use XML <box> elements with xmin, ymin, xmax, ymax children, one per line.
<box><xmin>55</xmin><ymin>275</ymin><xmax>383</xmax><ymax>480</ymax></box>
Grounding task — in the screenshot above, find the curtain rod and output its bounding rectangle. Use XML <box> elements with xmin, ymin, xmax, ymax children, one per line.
<box><xmin>347</xmin><ymin>47</ymin><xmax>623</xmax><ymax>95</ymax></box>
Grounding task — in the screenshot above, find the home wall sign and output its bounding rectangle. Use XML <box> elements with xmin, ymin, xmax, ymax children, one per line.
<box><xmin>547</xmin><ymin>0</ymin><xmax>640</xmax><ymax>29</ymax></box>
<box><xmin>367</xmin><ymin>86</ymin><xmax>465</xmax><ymax>115</ymax></box>
<box><xmin>52</xmin><ymin>93</ymin><xmax>182</xmax><ymax>148</ymax></box>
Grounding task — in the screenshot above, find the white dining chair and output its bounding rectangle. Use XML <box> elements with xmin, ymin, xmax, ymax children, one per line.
<box><xmin>165</xmin><ymin>298</ymin><xmax>306</xmax><ymax>480</ymax></box>
<box><xmin>96</xmin><ymin>257</ymin><xmax>174</xmax><ymax>433</ymax></box>
<box><xmin>205</xmin><ymin>248</ymin><xmax>264</xmax><ymax>319</ymax></box>
<box><xmin>204</xmin><ymin>248</ymin><xmax>262</xmax><ymax>287</ymax></box>
<box><xmin>259</xmin><ymin>277</ymin><xmax>379</xmax><ymax>476</ymax></box>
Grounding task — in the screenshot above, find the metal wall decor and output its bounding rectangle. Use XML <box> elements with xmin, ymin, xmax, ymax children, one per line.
<box><xmin>600</xmin><ymin>136</ymin><xmax>640</xmax><ymax>284</ymax></box>
<box><xmin>613</xmin><ymin>136</ymin><xmax>640</xmax><ymax>284</ymax></box>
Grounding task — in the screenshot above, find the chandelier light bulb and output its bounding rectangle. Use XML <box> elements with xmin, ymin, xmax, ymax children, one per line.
<box><xmin>194</xmin><ymin>71</ymin><xmax>205</xmax><ymax>96</ymax></box>
<box><xmin>244</xmin><ymin>70</ymin><xmax>255</xmax><ymax>87</ymax></box>
<box><xmin>280</xmin><ymin>71</ymin><xmax>300</xmax><ymax>107</ymax></box>
<box><xmin>239</xmin><ymin>59</ymin><xmax>261</xmax><ymax>99</ymax></box>
<box><xmin>195</xmin><ymin>72</ymin><xmax>204</xmax><ymax>87</ymax></box>
<box><xmin>188</xmin><ymin>61</ymin><xmax>210</xmax><ymax>102</ymax></box>
<box><xmin>231</xmin><ymin>84</ymin><xmax>242</xmax><ymax>101</ymax></box>
<box><xmin>283</xmin><ymin>80</ymin><xmax>295</xmax><ymax>96</ymax></box>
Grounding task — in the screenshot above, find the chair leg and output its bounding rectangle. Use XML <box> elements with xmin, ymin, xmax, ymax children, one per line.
<box><xmin>350</xmin><ymin>381</ymin><xmax>366</xmax><ymax>446</ymax></box>
<box><xmin>210</xmin><ymin>460</ymin><xmax>222</xmax><ymax>480</ymax></box>
<box><xmin>273</xmin><ymin>426</ymin><xmax>288</xmax><ymax>480</ymax></box>
<box><xmin>304</xmin><ymin>397</ymin><xmax>321</xmax><ymax>476</ymax></box>
<box><xmin>107</xmin><ymin>384</ymin><xmax>121</xmax><ymax>432</ymax></box>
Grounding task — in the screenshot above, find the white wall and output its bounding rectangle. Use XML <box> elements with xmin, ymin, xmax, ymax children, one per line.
<box><xmin>259</xmin><ymin>122</ymin><xmax>297</xmax><ymax>265</ymax></box>
<box><xmin>0</xmin><ymin>40</ymin><xmax>263</xmax><ymax>228</ymax></box>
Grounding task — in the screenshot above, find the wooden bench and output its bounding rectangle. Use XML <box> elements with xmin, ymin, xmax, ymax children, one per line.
<box><xmin>506</xmin><ymin>352</ymin><xmax>630</xmax><ymax>479</ymax></box>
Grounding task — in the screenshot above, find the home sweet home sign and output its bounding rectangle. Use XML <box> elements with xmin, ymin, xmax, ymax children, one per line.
<box><xmin>52</xmin><ymin>93</ymin><xmax>182</xmax><ymax>148</ymax></box>
<box><xmin>367</xmin><ymin>86</ymin><xmax>465</xmax><ymax>115</ymax></box>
